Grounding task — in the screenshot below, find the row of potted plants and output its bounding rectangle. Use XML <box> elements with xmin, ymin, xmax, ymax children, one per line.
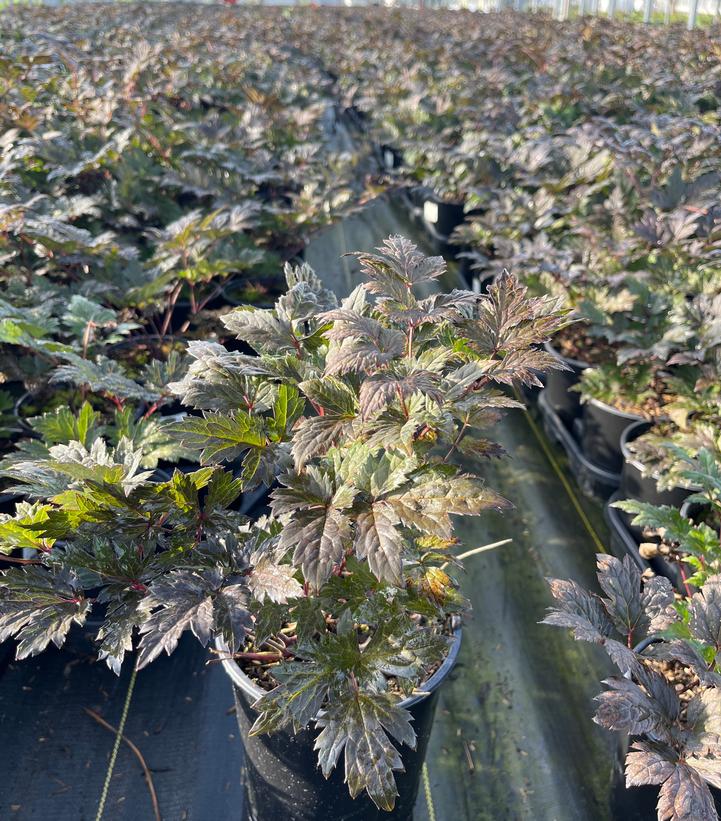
<box><xmin>309</xmin><ymin>9</ymin><xmax>721</xmax><ymax>575</ymax></box>
<box><xmin>0</xmin><ymin>3</ymin><xmax>370</xmax><ymax>491</ymax></box>
<box><xmin>1</xmin><ymin>5</ymin><xmax>720</xmax><ymax>819</ymax></box>
<box><xmin>293</xmin><ymin>10</ymin><xmax>721</xmax><ymax>817</ymax></box>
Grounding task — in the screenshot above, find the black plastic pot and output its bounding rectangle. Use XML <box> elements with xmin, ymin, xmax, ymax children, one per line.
<box><xmin>423</xmin><ymin>218</ymin><xmax>458</xmax><ymax>256</ymax></box>
<box><xmin>619</xmin><ymin>421</ymin><xmax>695</xmax><ymax>542</ymax></box>
<box><xmin>580</xmin><ymin>398</ymin><xmax>644</xmax><ymax>475</ymax></box>
<box><xmin>538</xmin><ymin>389</ymin><xmax>621</xmax><ymax>500</ymax></box>
<box><xmin>217</xmin><ymin>625</ymin><xmax>461</xmax><ymax>821</ymax></box>
<box><xmin>379</xmin><ymin>144</ymin><xmax>403</xmax><ymax>171</ymax></box>
<box><xmin>422</xmin><ymin>197</ymin><xmax>465</xmax><ymax>239</ymax></box>
<box><xmin>398</xmin><ymin>187</ymin><xmax>430</xmax><ymax>232</ymax></box>
<box><xmin>541</xmin><ymin>341</ymin><xmax>588</xmax><ymax>425</ymax></box>
<box><xmin>344</xmin><ymin>105</ymin><xmax>367</xmax><ymax>130</ymax></box>
<box><xmin>679</xmin><ymin>500</ymin><xmax>718</xmax><ymax>549</ymax></box>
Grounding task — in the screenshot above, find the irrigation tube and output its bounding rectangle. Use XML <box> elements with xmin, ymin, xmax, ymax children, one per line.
<box><xmin>513</xmin><ymin>387</ymin><xmax>609</xmax><ymax>557</ymax></box>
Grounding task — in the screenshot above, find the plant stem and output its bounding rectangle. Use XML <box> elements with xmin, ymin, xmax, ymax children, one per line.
<box><xmin>443</xmin><ymin>420</ymin><xmax>468</xmax><ymax>461</ymax></box>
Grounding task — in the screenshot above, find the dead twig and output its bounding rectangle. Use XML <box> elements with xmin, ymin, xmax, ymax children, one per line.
<box><xmin>83</xmin><ymin>707</ymin><xmax>162</xmax><ymax>821</ymax></box>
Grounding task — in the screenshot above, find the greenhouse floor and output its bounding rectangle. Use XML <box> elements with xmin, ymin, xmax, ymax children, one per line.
<box><xmin>0</xmin><ymin>196</ymin><xmax>644</xmax><ymax>821</ymax></box>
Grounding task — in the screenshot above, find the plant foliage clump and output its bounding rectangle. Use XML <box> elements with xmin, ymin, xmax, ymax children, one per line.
<box><xmin>0</xmin><ymin>237</ymin><xmax>568</xmax><ymax>809</ymax></box>
<box><xmin>544</xmin><ymin>556</ymin><xmax>721</xmax><ymax>821</ymax></box>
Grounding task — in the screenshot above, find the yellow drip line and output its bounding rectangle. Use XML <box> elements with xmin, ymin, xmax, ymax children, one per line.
<box><xmin>95</xmin><ymin>666</ymin><xmax>138</xmax><ymax>821</ymax></box>
<box><xmin>513</xmin><ymin>386</ymin><xmax>609</xmax><ymax>556</ymax></box>
<box><xmin>422</xmin><ymin>762</ymin><xmax>437</xmax><ymax>821</ymax></box>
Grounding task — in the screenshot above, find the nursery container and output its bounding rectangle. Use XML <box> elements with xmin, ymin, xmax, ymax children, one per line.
<box><xmin>421</xmin><ymin>197</ymin><xmax>465</xmax><ymax>239</ymax></box>
<box><xmin>619</xmin><ymin>421</ymin><xmax>696</xmax><ymax>542</ymax></box>
<box><xmin>604</xmin><ymin>495</ymin><xmax>651</xmax><ymax>574</ymax></box>
<box><xmin>379</xmin><ymin>144</ymin><xmax>403</xmax><ymax>171</ymax></box>
<box><xmin>541</xmin><ymin>341</ymin><xmax>588</xmax><ymax>425</ymax></box>
<box><xmin>457</xmin><ymin>255</ymin><xmax>494</xmax><ymax>293</ymax></box>
<box><xmin>679</xmin><ymin>499</ymin><xmax>717</xmax><ymax>547</ymax></box>
<box><xmin>217</xmin><ymin>625</ymin><xmax>461</xmax><ymax>821</ymax></box>
<box><xmin>580</xmin><ymin>398</ymin><xmax>644</xmax><ymax>475</ymax></box>
<box><xmin>538</xmin><ymin>390</ymin><xmax>621</xmax><ymax>499</ymax></box>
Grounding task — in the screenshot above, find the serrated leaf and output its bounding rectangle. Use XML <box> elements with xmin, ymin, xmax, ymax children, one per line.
<box><xmin>214</xmin><ymin>583</ymin><xmax>253</xmax><ymax>654</ymax></box>
<box><xmin>594</xmin><ymin>674</ymin><xmax>678</xmax><ymax>742</ymax></box>
<box><xmin>625</xmin><ymin>741</ymin><xmax>677</xmax><ymax>787</ymax></box>
<box><xmin>656</xmin><ymin>762</ymin><xmax>717</xmax><ymax>821</ymax></box>
<box><xmin>281</xmin><ymin>507</ymin><xmax>352</xmax><ymax>589</ymax></box>
<box><xmin>268</xmin><ymin>384</ymin><xmax>304</xmax><ymax>442</ymax></box>
<box><xmin>354</xmin><ymin>502</ymin><xmax>404</xmax><ymax>585</ymax></box>
<box><xmin>136</xmin><ymin>570</ymin><xmax>218</xmax><ymax>668</ymax></box>
<box><xmin>221</xmin><ymin>308</ymin><xmax>296</xmax><ymax>354</ymax></box>
<box><xmin>97</xmin><ymin>598</ymin><xmax>141</xmax><ymax>675</ymax></box>
<box><xmin>173</xmin><ymin>411</ymin><xmax>267</xmax><ymax>464</ymax></box>
<box><xmin>249</xmin><ymin>556</ymin><xmax>303</xmax><ymax>604</ymax></box>
<box><xmin>389</xmin><ymin>475</ymin><xmax>510</xmax><ymax>538</ymax></box>
<box><xmin>325</xmin><ymin>335</ymin><xmax>405</xmax><ymax>377</ymax></box>
<box><xmin>292</xmin><ymin>416</ymin><xmax>349</xmax><ymax>469</ymax></box>
<box><xmin>541</xmin><ymin>577</ymin><xmax>613</xmax><ymax>643</ymax></box>
<box><xmin>204</xmin><ymin>469</ymin><xmax>243</xmax><ymax>513</ymax></box>
<box><xmin>314</xmin><ymin>692</ymin><xmax>415</xmax><ymax>811</ymax></box>
<box><xmin>689</xmin><ymin>575</ymin><xmax>721</xmax><ymax>649</ymax></box>
<box><xmin>298</xmin><ymin>377</ymin><xmax>358</xmax><ymax>416</ymax></box>
<box><xmin>0</xmin><ymin>566</ymin><xmax>89</xmax><ymax>658</ymax></box>
<box><xmin>353</xmin><ymin>235</ymin><xmax>445</xmax><ymax>308</ymax></box>
<box><xmin>51</xmin><ymin>354</ymin><xmax>156</xmax><ymax>402</ymax></box>
<box><xmin>596</xmin><ymin>554</ymin><xmax>645</xmax><ymax>638</ymax></box>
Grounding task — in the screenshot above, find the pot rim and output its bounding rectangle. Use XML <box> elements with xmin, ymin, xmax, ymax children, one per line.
<box><xmin>680</xmin><ymin>499</ymin><xmax>708</xmax><ymax>518</ymax></box>
<box><xmin>587</xmin><ymin>396</ymin><xmax>647</xmax><ymax>422</ymax></box>
<box><xmin>216</xmin><ymin>622</ymin><xmax>462</xmax><ymax>708</ymax></box>
<box><xmin>542</xmin><ymin>339</ymin><xmax>589</xmax><ymax>372</ymax></box>
<box><xmin>620</xmin><ymin>419</ymin><xmax>700</xmax><ymax>491</ymax></box>
<box><xmin>620</xmin><ymin>418</ymin><xmax>654</xmax><ymax>470</ymax></box>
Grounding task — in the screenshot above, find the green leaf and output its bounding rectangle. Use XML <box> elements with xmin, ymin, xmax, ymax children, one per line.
<box><xmin>268</xmin><ymin>384</ymin><xmax>304</xmax><ymax>442</ymax></box>
<box><xmin>354</xmin><ymin>503</ymin><xmax>404</xmax><ymax>585</ymax></box>
<box><xmin>29</xmin><ymin>402</ymin><xmax>101</xmax><ymax>448</ymax></box>
<box><xmin>0</xmin><ymin>503</ymin><xmax>55</xmax><ymax>553</ymax></box>
<box><xmin>173</xmin><ymin>411</ymin><xmax>267</xmax><ymax>464</ymax></box>
<box><xmin>136</xmin><ymin>569</ymin><xmax>219</xmax><ymax>668</ymax></box>
<box><xmin>298</xmin><ymin>377</ymin><xmax>358</xmax><ymax>416</ymax></box>
<box><xmin>314</xmin><ymin>692</ymin><xmax>415</xmax><ymax>811</ymax></box>
<box><xmin>51</xmin><ymin>354</ymin><xmax>157</xmax><ymax>402</ymax></box>
<box><xmin>205</xmin><ymin>469</ymin><xmax>243</xmax><ymax>513</ymax></box>
<box><xmin>0</xmin><ymin>566</ymin><xmax>90</xmax><ymax>658</ymax></box>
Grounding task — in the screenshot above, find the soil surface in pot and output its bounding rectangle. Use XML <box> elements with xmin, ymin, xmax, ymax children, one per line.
<box><xmin>238</xmin><ymin>616</ymin><xmax>451</xmax><ymax>697</ymax></box>
<box><xmin>552</xmin><ymin>323</ymin><xmax>617</xmax><ymax>365</ymax></box>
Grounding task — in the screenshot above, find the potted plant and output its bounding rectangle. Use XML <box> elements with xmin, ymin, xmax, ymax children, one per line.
<box><xmin>612</xmin><ymin>445</ymin><xmax>721</xmax><ymax>591</ymax></box>
<box><xmin>542</xmin><ymin>554</ymin><xmax>721</xmax><ymax>821</ymax></box>
<box><xmin>573</xmin><ymin>361</ymin><xmax>659</xmax><ymax>474</ymax></box>
<box><xmin>0</xmin><ymin>236</ymin><xmax>568</xmax><ymax>818</ymax></box>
